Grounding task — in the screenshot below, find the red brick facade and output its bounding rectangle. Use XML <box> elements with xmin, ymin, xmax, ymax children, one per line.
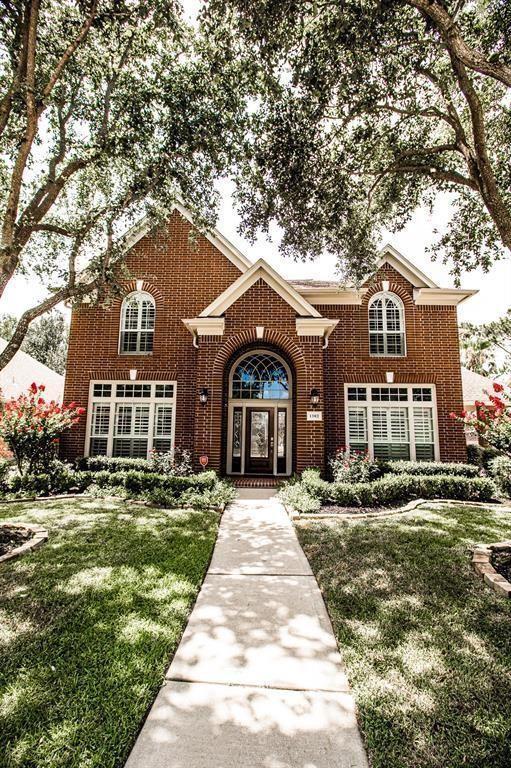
<box><xmin>61</xmin><ymin>209</ymin><xmax>468</xmax><ymax>472</ymax></box>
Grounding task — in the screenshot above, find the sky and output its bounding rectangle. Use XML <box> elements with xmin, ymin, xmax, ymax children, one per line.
<box><xmin>1</xmin><ymin>181</ymin><xmax>509</xmax><ymax>325</ymax></box>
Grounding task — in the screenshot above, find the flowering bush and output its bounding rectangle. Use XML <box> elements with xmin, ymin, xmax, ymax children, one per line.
<box><xmin>450</xmin><ymin>382</ymin><xmax>511</xmax><ymax>458</ymax></box>
<box><xmin>0</xmin><ymin>383</ymin><xmax>85</xmax><ymax>475</ymax></box>
<box><xmin>150</xmin><ymin>447</ymin><xmax>193</xmax><ymax>476</ymax></box>
<box><xmin>329</xmin><ymin>447</ymin><xmax>381</xmax><ymax>483</ymax></box>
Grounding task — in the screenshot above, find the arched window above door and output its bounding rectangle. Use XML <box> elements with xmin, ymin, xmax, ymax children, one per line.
<box><xmin>230</xmin><ymin>352</ymin><xmax>291</xmax><ymax>399</ymax></box>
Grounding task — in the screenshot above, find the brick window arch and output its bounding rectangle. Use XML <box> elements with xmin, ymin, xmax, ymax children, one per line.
<box><xmin>119</xmin><ymin>291</ymin><xmax>155</xmax><ymax>354</ymax></box>
<box><xmin>368</xmin><ymin>292</ymin><xmax>406</xmax><ymax>356</ymax></box>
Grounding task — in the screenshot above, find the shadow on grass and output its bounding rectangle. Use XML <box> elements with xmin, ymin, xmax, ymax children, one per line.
<box><xmin>0</xmin><ymin>498</ymin><xmax>219</xmax><ymax>768</ymax></box>
<box><xmin>296</xmin><ymin>504</ymin><xmax>511</xmax><ymax>768</ymax></box>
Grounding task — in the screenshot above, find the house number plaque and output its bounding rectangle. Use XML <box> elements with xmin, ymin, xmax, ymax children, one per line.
<box><xmin>306</xmin><ymin>411</ymin><xmax>323</xmax><ymax>421</ymax></box>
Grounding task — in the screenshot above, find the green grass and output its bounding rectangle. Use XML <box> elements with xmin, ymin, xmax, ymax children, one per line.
<box><xmin>296</xmin><ymin>504</ymin><xmax>511</xmax><ymax>768</ymax></box>
<box><xmin>0</xmin><ymin>498</ymin><xmax>219</xmax><ymax>768</ymax></box>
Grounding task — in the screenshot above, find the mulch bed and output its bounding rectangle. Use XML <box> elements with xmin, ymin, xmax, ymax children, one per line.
<box><xmin>0</xmin><ymin>524</ymin><xmax>33</xmax><ymax>557</ymax></box>
<box><xmin>492</xmin><ymin>548</ymin><xmax>511</xmax><ymax>583</ymax></box>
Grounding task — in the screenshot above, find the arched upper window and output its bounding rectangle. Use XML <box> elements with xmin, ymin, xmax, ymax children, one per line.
<box><xmin>119</xmin><ymin>292</ymin><xmax>155</xmax><ymax>354</ymax></box>
<box><xmin>230</xmin><ymin>352</ymin><xmax>290</xmax><ymax>399</ymax></box>
<box><xmin>368</xmin><ymin>292</ymin><xmax>405</xmax><ymax>356</ymax></box>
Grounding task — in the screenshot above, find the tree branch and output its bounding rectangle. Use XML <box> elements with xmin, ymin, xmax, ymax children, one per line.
<box><xmin>406</xmin><ymin>0</ymin><xmax>511</xmax><ymax>88</ymax></box>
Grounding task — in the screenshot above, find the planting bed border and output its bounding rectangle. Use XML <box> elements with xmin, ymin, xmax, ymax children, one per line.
<box><xmin>0</xmin><ymin>521</ymin><xmax>48</xmax><ymax>564</ymax></box>
<box><xmin>472</xmin><ymin>541</ymin><xmax>511</xmax><ymax>599</ymax></box>
<box><xmin>286</xmin><ymin>498</ymin><xmax>511</xmax><ymax>520</ymax></box>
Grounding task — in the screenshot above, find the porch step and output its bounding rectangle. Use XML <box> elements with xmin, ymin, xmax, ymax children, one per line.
<box><xmin>231</xmin><ymin>476</ymin><xmax>281</xmax><ymax>488</ymax></box>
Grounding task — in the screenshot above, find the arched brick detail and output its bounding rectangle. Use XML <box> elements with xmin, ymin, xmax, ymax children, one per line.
<box><xmin>363</xmin><ymin>280</ymin><xmax>415</xmax><ymax>310</ymax></box>
<box><xmin>211</xmin><ymin>328</ymin><xmax>307</xmax><ymax>381</ymax></box>
<box><xmin>115</xmin><ymin>279</ymin><xmax>164</xmax><ymax>305</ymax></box>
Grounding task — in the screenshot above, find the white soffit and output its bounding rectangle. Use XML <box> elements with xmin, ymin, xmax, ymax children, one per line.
<box><xmin>199</xmin><ymin>259</ymin><xmax>322</xmax><ymax>318</ymax></box>
<box><xmin>413</xmin><ymin>288</ymin><xmax>478</xmax><ymax>305</ymax></box>
<box><xmin>296</xmin><ymin>318</ymin><xmax>339</xmax><ymax>337</ymax></box>
<box><xmin>182</xmin><ymin>317</ymin><xmax>225</xmax><ymax>336</ymax></box>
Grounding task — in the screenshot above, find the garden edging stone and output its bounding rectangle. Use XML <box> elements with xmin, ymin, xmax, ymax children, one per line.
<box><xmin>471</xmin><ymin>541</ymin><xmax>511</xmax><ymax>598</ymax></box>
<box><xmin>0</xmin><ymin>521</ymin><xmax>48</xmax><ymax>564</ymax></box>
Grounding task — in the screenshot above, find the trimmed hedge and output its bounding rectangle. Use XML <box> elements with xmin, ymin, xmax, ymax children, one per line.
<box><xmin>284</xmin><ymin>468</ymin><xmax>496</xmax><ymax>511</ymax></box>
<box><xmin>90</xmin><ymin>469</ymin><xmax>217</xmax><ymax>496</ymax></box>
<box><xmin>76</xmin><ymin>456</ymin><xmax>153</xmax><ymax>473</ymax></box>
<box><xmin>382</xmin><ymin>460</ymin><xmax>480</xmax><ymax>478</ymax></box>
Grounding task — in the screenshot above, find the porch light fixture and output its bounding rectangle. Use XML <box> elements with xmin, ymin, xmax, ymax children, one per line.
<box><xmin>199</xmin><ymin>387</ymin><xmax>209</xmax><ymax>405</ymax></box>
<box><xmin>310</xmin><ymin>388</ymin><xmax>320</xmax><ymax>406</ymax></box>
<box><xmin>386</xmin><ymin>371</ymin><xmax>394</xmax><ymax>383</ymax></box>
<box><xmin>129</xmin><ymin>369</ymin><xmax>137</xmax><ymax>381</ymax></box>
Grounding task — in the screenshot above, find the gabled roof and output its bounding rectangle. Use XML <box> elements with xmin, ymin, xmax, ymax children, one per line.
<box><xmin>199</xmin><ymin>258</ymin><xmax>322</xmax><ymax>318</ymax></box>
<box><xmin>461</xmin><ymin>366</ymin><xmax>495</xmax><ymax>406</ymax></box>
<box><xmin>373</xmin><ymin>244</ymin><xmax>439</xmax><ymax>288</ymax></box>
<box><xmin>121</xmin><ymin>202</ymin><xmax>252</xmax><ymax>274</ymax></box>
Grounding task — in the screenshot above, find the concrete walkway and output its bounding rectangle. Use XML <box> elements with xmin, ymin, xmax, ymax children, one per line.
<box><xmin>125</xmin><ymin>497</ymin><xmax>368</xmax><ymax>768</ymax></box>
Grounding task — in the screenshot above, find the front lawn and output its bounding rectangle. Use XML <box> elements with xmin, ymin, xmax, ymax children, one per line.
<box><xmin>296</xmin><ymin>503</ymin><xmax>511</xmax><ymax>768</ymax></box>
<box><xmin>0</xmin><ymin>498</ymin><xmax>219</xmax><ymax>768</ymax></box>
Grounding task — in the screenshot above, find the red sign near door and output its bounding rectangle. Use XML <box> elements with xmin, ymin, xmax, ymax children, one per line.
<box><xmin>199</xmin><ymin>455</ymin><xmax>209</xmax><ymax>468</ymax></box>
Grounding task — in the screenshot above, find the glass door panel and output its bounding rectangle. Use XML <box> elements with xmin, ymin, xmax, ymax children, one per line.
<box><xmin>245</xmin><ymin>408</ymin><xmax>274</xmax><ymax>474</ymax></box>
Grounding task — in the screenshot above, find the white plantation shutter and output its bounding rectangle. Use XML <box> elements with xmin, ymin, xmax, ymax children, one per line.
<box><xmin>348</xmin><ymin>407</ymin><xmax>367</xmax><ymax>444</ymax></box>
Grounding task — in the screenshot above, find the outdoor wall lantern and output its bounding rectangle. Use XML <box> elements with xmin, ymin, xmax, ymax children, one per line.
<box><xmin>310</xmin><ymin>388</ymin><xmax>320</xmax><ymax>406</ymax></box>
<box><xmin>199</xmin><ymin>387</ymin><xmax>209</xmax><ymax>405</ymax></box>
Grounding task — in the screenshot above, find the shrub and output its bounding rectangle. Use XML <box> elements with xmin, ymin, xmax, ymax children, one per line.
<box><xmin>0</xmin><ymin>458</ymin><xmax>10</xmax><ymax>486</ymax></box>
<box><xmin>329</xmin><ymin>448</ymin><xmax>381</xmax><ymax>483</ymax></box>
<box><xmin>489</xmin><ymin>456</ymin><xmax>511</xmax><ymax>498</ymax></box>
<box><xmin>179</xmin><ymin>480</ymin><xmax>236</xmax><ymax>511</ymax></box>
<box><xmin>76</xmin><ymin>456</ymin><xmax>152</xmax><ymax>473</ymax></box>
<box><xmin>0</xmin><ymin>383</ymin><xmax>85</xmax><ymax>475</ymax></box>
<box><xmin>284</xmin><ymin>469</ymin><xmax>496</xmax><ymax>510</ymax></box>
<box><xmin>383</xmin><ymin>460</ymin><xmax>480</xmax><ymax>478</ymax></box>
<box><xmin>451</xmin><ymin>382</ymin><xmax>511</xmax><ymax>458</ymax></box>
<box><xmin>150</xmin><ymin>447</ymin><xmax>193</xmax><ymax>476</ymax></box>
<box><xmin>278</xmin><ymin>482</ymin><xmax>322</xmax><ymax>513</ymax></box>
<box><xmin>466</xmin><ymin>444</ymin><xmax>501</xmax><ymax>469</ymax></box>
<box><xmin>91</xmin><ymin>469</ymin><xmax>218</xmax><ymax>496</ymax></box>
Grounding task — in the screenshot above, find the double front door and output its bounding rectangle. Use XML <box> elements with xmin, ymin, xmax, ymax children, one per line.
<box><xmin>228</xmin><ymin>404</ymin><xmax>290</xmax><ymax>475</ymax></box>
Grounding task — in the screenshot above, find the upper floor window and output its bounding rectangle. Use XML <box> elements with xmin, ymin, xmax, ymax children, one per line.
<box><xmin>119</xmin><ymin>292</ymin><xmax>155</xmax><ymax>354</ymax></box>
<box><xmin>368</xmin><ymin>292</ymin><xmax>405</xmax><ymax>356</ymax></box>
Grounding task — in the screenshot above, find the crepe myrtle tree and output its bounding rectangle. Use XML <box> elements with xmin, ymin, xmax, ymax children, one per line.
<box><xmin>0</xmin><ymin>0</ymin><xmax>251</xmax><ymax>371</ymax></box>
<box><xmin>203</xmin><ymin>0</ymin><xmax>511</xmax><ymax>282</ymax></box>
<box><xmin>451</xmin><ymin>382</ymin><xmax>511</xmax><ymax>457</ymax></box>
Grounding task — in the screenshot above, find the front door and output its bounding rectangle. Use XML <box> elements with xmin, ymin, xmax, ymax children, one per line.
<box><xmin>245</xmin><ymin>408</ymin><xmax>274</xmax><ymax>474</ymax></box>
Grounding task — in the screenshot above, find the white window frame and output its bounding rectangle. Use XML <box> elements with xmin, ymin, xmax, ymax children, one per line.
<box><xmin>118</xmin><ymin>291</ymin><xmax>155</xmax><ymax>356</ymax></box>
<box><xmin>344</xmin><ymin>383</ymin><xmax>440</xmax><ymax>461</ymax></box>
<box><xmin>84</xmin><ymin>380</ymin><xmax>177</xmax><ymax>459</ymax></box>
<box><xmin>368</xmin><ymin>291</ymin><xmax>406</xmax><ymax>357</ymax></box>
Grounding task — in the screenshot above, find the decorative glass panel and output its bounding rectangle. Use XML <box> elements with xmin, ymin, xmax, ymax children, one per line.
<box><xmin>277</xmin><ymin>410</ymin><xmax>286</xmax><ymax>458</ymax></box>
<box><xmin>231</xmin><ymin>353</ymin><xmax>289</xmax><ymax>399</ymax></box>
<box><xmin>250</xmin><ymin>411</ymin><xmax>269</xmax><ymax>457</ymax></box>
<box><xmin>232</xmin><ymin>409</ymin><xmax>242</xmax><ymax>458</ymax></box>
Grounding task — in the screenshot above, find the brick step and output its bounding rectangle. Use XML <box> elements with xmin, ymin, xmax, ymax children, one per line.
<box><xmin>230</xmin><ymin>476</ymin><xmax>282</xmax><ymax>488</ymax></box>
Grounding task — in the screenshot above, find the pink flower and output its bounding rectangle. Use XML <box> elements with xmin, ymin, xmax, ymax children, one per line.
<box><xmin>449</xmin><ymin>411</ymin><xmax>457</xmax><ymax>419</ymax></box>
<box><xmin>30</xmin><ymin>382</ymin><xmax>38</xmax><ymax>394</ymax></box>
<box><xmin>493</xmin><ymin>382</ymin><xmax>504</xmax><ymax>393</ymax></box>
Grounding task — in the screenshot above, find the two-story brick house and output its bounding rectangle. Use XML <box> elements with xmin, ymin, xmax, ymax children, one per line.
<box><xmin>61</xmin><ymin>203</ymin><xmax>476</xmax><ymax>479</ymax></box>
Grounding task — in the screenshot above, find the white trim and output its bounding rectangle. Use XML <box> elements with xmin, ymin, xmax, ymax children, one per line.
<box><xmin>413</xmin><ymin>287</ymin><xmax>478</xmax><ymax>306</ymax></box>
<box><xmin>199</xmin><ymin>259</ymin><xmax>322</xmax><ymax>318</ymax></box>
<box><xmin>84</xmin><ymin>380</ymin><xmax>177</xmax><ymax>460</ymax></box>
<box><xmin>118</xmin><ymin>290</ymin><xmax>155</xmax><ymax>356</ymax></box>
<box><xmin>296</xmin><ymin>317</ymin><xmax>339</xmax><ymax>338</ymax></box>
<box><xmin>343</xmin><ymin>383</ymin><xmax>440</xmax><ymax>461</ymax></box>
<box><xmin>292</xmin><ymin>286</ymin><xmax>368</xmax><ymax>305</ymax></box>
<box><xmin>182</xmin><ymin>317</ymin><xmax>225</xmax><ymax>336</ymax></box>
<box><xmin>226</xmin><ymin>349</ymin><xmax>293</xmax><ymax>476</ymax></box>
<box><xmin>368</xmin><ymin>291</ymin><xmax>407</xmax><ymax>357</ymax></box>
<box><xmin>374</xmin><ymin>245</ymin><xmax>438</xmax><ymax>288</ymax></box>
